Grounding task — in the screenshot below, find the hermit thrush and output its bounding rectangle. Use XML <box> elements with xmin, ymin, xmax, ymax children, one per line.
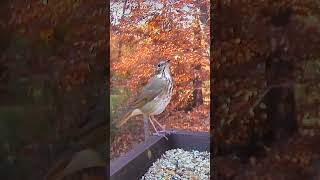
<box><xmin>115</xmin><ymin>60</ymin><xmax>173</xmax><ymax>141</ymax></box>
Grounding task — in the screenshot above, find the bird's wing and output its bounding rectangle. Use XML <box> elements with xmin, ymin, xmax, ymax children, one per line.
<box><xmin>114</xmin><ymin>77</ymin><xmax>166</xmax><ymax>128</ymax></box>
<box><xmin>130</xmin><ymin>77</ymin><xmax>167</xmax><ymax>109</ymax></box>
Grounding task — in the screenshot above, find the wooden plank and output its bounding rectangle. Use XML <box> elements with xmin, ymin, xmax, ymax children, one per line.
<box><xmin>110</xmin><ymin>131</ymin><xmax>210</xmax><ymax>180</ymax></box>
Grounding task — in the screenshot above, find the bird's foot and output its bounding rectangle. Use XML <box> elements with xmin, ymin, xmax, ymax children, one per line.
<box><xmin>158</xmin><ymin>130</ymin><xmax>176</xmax><ymax>135</ymax></box>
<box><xmin>154</xmin><ymin>122</ymin><xmax>164</xmax><ymax>130</ymax></box>
<box><xmin>153</xmin><ymin>132</ymin><xmax>168</xmax><ymax>140</ymax></box>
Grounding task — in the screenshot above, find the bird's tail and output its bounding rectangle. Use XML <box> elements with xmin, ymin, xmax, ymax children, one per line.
<box><xmin>114</xmin><ymin>108</ymin><xmax>141</xmax><ymax>128</ymax></box>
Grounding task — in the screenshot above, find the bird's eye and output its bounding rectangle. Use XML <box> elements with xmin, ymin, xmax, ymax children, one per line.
<box><xmin>157</xmin><ymin>64</ymin><xmax>161</xmax><ymax>67</ymax></box>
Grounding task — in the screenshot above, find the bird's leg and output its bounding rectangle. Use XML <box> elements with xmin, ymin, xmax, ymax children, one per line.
<box><xmin>150</xmin><ymin>117</ymin><xmax>168</xmax><ymax>140</ymax></box>
<box><xmin>150</xmin><ymin>116</ymin><xmax>176</xmax><ymax>135</ymax></box>
<box><xmin>149</xmin><ymin>118</ymin><xmax>159</xmax><ymax>133</ymax></box>
<box><xmin>143</xmin><ymin>114</ymin><xmax>150</xmax><ymax>142</ymax></box>
<box><xmin>152</xmin><ymin>117</ymin><xmax>166</xmax><ymax>131</ymax></box>
<box><xmin>151</xmin><ymin>116</ymin><xmax>166</xmax><ymax>130</ymax></box>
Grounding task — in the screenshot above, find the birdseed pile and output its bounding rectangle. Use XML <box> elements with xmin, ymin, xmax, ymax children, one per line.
<box><xmin>141</xmin><ymin>148</ymin><xmax>210</xmax><ymax>180</ymax></box>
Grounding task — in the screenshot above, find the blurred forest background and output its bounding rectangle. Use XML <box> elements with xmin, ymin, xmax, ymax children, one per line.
<box><xmin>110</xmin><ymin>0</ymin><xmax>210</xmax><ymax>160</ymax></box>
<box><xmin>213</xmin><ymin>0</ymin><xmax>320</xmax><ymax>179</ymax></box>
<box><xmin>4</xmin><ymin>0</ymin><xmax>320</xmax><ymax>179</ymax></box>
<box><xmin>0</xmin><ymin>0</ymin><xmax>107</xmax><ymax>179</ymax></box>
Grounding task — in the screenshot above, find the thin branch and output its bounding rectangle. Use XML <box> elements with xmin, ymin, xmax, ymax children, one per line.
<box><xmin>122</xmin><ymin>0</ymin><xmax>128</xmax><ymax>15</ymax></box>
<box><xmin>250</xmin><ymin>82</ymin><xmax>295</xmax><ymax>111</ymax></box>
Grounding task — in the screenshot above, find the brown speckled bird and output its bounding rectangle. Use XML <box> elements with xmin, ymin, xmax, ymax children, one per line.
<box><xmin>115</xmin><ymin>60</ymin><xmax>173</xmax><ymax>141</ymax></box>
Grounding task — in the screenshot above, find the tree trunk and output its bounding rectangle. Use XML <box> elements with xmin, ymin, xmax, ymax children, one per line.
<box><xmin>193</xmin><ymin>64</ymin><xmax>203</xmax><ymax>107</ymax></box>
<box><xmin>265</xmin><ymin>53</ymin><xmax>297</xmax><ymax>141</ymax></box>
<box><xmin>192</xmin><ymin>0</ymin><xmax>206</xmax><ymax>107</ymax></box>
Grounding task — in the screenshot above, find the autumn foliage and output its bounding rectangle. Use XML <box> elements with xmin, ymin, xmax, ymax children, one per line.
<box><xmin>213</xmin><ymin>0</ymin><xmax>320</xmax><ymax>178</ymax></box>
<box><xmin>0</xmin><ymin>0</ymin><xmax>107</xmax><ymax>179</ymax></box>
<box><xmin>110</xmin><ymin>0</ymin><xmax>210</xmax><ymax>159</ymax></box>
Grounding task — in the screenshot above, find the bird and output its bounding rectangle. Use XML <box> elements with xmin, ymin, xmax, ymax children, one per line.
<box><xmin>114</xmin><ymin>60</ymin><xmax>173</xmax><ymax>141</ymax></box>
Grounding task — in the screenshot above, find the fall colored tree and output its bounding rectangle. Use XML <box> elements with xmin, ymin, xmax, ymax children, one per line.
<box><xmin>213</xmin><ymin>0</ymin><xmax>320</xmax><ymax>179</ymax></box>
<box><xmin>0</xmin><ymin>0</ymin><xmax>107</xmax><ymax>179</ymax></box>
<box><xmin>110</xmin><ymin>0</ymin><xmax>210</xmax><ymax>159</ymax></box>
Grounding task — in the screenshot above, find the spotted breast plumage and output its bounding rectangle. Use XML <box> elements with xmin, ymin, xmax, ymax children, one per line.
<box><xmin>115</xmin><ymin>60</ymin><xmax>174</xmax><ymax>141</ymax></box>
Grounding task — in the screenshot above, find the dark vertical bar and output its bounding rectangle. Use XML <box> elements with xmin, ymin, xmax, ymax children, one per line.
<box><xmin>106</xmin><ymin>0</ymin><xmax>111</xmax><ymax>179</ymax></box>
<box><xmin>210</xmin><ymin>0</ymin><xmax>216</xmax><ymax>178</ymax></box>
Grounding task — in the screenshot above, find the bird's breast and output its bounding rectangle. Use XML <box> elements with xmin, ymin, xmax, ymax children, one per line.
<box><xmin>140</xmin><ymin>74</ymin><xmax>173</xmax><ymax>115</ymax></box>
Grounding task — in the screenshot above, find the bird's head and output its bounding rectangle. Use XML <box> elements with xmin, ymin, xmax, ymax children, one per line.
<box><xmin>155</xmin><ymin>59</ymin><xmax>171</xmax><ymax>75</ymax></box>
